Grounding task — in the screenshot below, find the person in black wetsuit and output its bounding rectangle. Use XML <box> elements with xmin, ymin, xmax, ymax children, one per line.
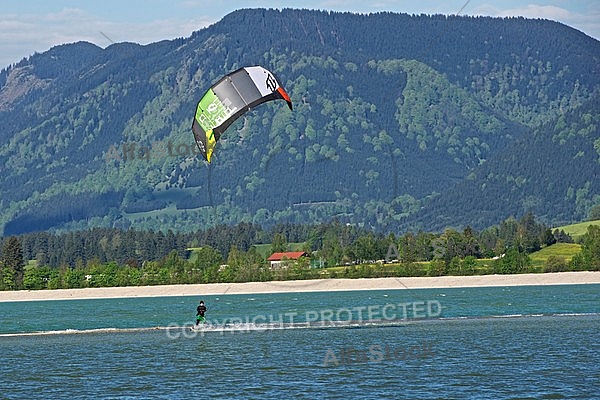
<box><xmin>196</xmin><ymin>300</ymin><xmax>207</xmax><ymax>325</ymax></box>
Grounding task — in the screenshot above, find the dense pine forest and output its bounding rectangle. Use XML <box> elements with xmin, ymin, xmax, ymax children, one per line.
<box><xmin>0</xmin><ymin>9</ymin><xmax>599</xmax><ymax>237</ymax></box>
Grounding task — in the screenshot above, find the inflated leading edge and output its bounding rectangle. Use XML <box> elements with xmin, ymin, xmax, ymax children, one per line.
<box><xmin>192</xmin><ymin>66</ymin><xmax>293</xmax><ymax>163</ymax></box>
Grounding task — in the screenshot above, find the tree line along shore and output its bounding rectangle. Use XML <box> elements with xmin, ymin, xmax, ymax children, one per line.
<box><xmin>1</xmin><ymin>214</ymin><xmax>599</xmax><ymax>291</ymax></box>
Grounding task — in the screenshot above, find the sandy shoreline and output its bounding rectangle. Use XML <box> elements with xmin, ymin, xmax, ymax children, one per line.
<box><xmin>0</xmin><ymin>271</ymin><xmax>598</xmax><ymax>302</ymax></box>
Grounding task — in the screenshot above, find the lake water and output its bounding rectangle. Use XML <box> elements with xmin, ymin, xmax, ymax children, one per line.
<box><xmin>1</xmin><ymin>283</ymin><xmax>599</xmax><ymax>399</ymax></box>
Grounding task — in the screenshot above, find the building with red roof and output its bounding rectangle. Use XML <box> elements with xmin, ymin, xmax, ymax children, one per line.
<box><xmin>267</xmin><ymin>251</ymin><xmax>309</xmax><ymax>268</ymax></box>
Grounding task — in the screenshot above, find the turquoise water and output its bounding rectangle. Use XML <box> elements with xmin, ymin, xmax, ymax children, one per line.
<box><xmin>1</xmin><ymin>283</ymin><xmax>599</xmax><ymax>399</ymax></box>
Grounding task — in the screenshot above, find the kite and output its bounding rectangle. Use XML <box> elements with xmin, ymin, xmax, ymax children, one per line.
<box><xmin>192</xmin><ymin>66</ymin><xmax>293</xmax><ymax>162</ymax></box>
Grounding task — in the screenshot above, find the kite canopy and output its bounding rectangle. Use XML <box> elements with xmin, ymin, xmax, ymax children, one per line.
<box><xmin>192</xmin><ymin>66</ymin><xmax>293</xmax><ymax>163</ymax></box>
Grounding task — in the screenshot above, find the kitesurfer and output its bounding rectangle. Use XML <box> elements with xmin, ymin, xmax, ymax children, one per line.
<box><xmin>196</xmin><ymin>300</ymin><xmax>207</xmax><ymax>325</ymax></box>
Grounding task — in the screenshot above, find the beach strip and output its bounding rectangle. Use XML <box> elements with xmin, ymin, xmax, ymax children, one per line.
<box><xmin>0</xmin><ymin>271</ymin><xmax>598</xmax><ymax>302</ymax></box>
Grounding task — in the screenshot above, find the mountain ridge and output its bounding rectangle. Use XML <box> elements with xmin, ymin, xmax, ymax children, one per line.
<box><xmin>0</xmin><ymin>8</ymin><xmax>598</xmax><ymax>236</ymax></box>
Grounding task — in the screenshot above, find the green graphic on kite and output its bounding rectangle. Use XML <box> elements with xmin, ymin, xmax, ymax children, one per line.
<box><xmin>192</xmin><ymin>66</ymin><xmax>293</xmax><ymax>162</ymax></box>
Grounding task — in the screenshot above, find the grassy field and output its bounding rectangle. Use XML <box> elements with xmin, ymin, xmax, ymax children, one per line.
<box><xmin>529</xmin><ymin>243</ymin><xmax>582</xmax><ymax>269</ymax></box>
<box><xmin>554</xmin><ymin>219</ymin><xmax>600</xmax><ymax>241</ymax></box>
<box><xmin>318</xmin><ymin>242</ymin><xmax>583</xmax><ymax>276</ymax></box>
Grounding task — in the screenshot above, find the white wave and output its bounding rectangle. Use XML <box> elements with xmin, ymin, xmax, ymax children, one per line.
<box><xmin>0</xmin><ymin>326</ymin><xmax>167</xmax><ymax>338</ymax></box>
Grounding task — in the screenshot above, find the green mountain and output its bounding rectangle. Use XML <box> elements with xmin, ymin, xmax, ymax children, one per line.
<box><xmin>406</xmin><ymin>94</ymin><xmax>600</xmax><ymax>231</ymax></box>
<box><xmin>0</xmin><ymin>9</ymin><xmax>599</xmax><ymax>236</ymax></box>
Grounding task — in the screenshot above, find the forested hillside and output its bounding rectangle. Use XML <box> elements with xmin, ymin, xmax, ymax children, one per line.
<box><xmin>0</xmin><ymin>9</ymin><xmax>599</xmax><ymax>236</ymax></box>
<box><xmin>405</xmin><ymin>93</ymin><xmax>600</xmax><ymax>231</ymax></box>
